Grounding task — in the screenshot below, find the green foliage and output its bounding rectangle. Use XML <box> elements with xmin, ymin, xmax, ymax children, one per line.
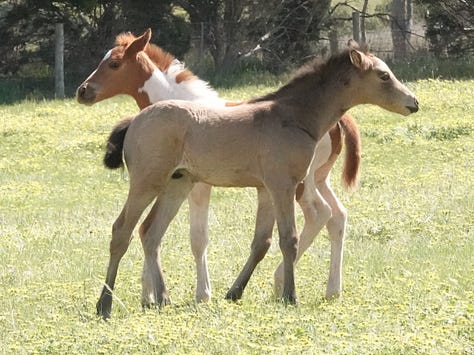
<box><xmin>417</xmin><ymin>0</ymin><xmax>474</xmax><ymax>56</ymax></box>
<box><xmin>387</xmin><ymin>55</ymin><xmax>474</xmax><ymax>81</ymax></box>
<box><xmin>0</xmin><ymin>80</ymin><xmax>473</xmax><ymax>353</ymax></box>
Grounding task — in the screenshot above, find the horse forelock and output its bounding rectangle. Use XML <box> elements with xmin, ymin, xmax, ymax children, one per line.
<box><xmin>115</xmin><ymin>32</ymin><xmax>136</xmax><ymax>47</ymax></box>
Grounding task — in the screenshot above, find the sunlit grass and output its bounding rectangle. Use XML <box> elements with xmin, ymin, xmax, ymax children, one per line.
<box><xmin>0</xmin><ymin>80</ymin><xmax>473</xmax><ymax>353</ymax></box>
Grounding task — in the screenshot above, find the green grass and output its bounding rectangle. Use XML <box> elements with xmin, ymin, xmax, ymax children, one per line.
<box><xmin>0</xmin><ymin>80</ymin><xmax>473</xmax><ymax>354</ymax></box>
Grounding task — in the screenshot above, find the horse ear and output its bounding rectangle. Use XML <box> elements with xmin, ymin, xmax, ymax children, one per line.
<box><xmin>349</xmin><ymin>49</ymin><xmax>372</xmax><ymax>71</ymax></box>
<box><xmin>347</xmin><ymin>39</ymin><xmax>359</xmax><ymax>49</ymax></box>
<box><xmin>347</xmin><ymin>39</ymin><xmax>369</xmax><ymax>53</ymax></box>
<box><xmin>124</xmin><ymin>28</ymin><xmax>152</xmax><ymax>59</ymax></box>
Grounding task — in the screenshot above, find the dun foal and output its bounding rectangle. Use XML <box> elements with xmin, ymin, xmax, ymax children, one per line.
<box><xmin>77</xmin><ymin>29</ymin><xmax>362</xmax><ymax>308</ymax></box>
<box><xmin>97</xmin><ymin>46</ymin><xmax>418</xmax><ymax>318</ymax></box>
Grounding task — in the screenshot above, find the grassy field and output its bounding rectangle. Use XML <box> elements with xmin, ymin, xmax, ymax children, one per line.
<box><xmin>0</xmin><ymin>79</ymin><xmax>473</xmax><ymax>354</ymax></box>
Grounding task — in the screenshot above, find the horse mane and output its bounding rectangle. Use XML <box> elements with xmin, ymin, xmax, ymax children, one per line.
<box><xmin>250</xmin><ymin>47</ymin><xmax>368</xmax><ymax>104</ymax></box>
<box><xmin>115</xmin><ymin>32</ymin><xmax>195</xmax><ymax>82</ymax></box>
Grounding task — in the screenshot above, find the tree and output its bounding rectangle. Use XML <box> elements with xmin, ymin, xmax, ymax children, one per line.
<box><xmin>178</xmin><ymin>0</ymin><xmax>331</xmax><ymax>73</ymax></box>
<box><xmin>390</xmin><ymin>0</ymin><xmax>413</xmax><ymax>60</ymax></box>
<box><xmin>0</xmin><ymin>1</ymin><xmax>191</xmax><ymax>85</ymax></box>
<box><xmin>252</xmin><ymin>0</ymin><xmax>331</xmax><ymax>72</ymax></box>
<box><xmin>177</xmin><ymin>0</ymin><xmax>245</xmax><ymax>74</ymax></box>
<box><xmin>417</xmin><ymin>0</ymin><xmax>474</xmax><ymax>56</ymax></box>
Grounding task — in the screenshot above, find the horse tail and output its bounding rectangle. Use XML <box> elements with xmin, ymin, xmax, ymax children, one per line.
<box><xmin>103</xmin><ymin>116</ymin><xmax>132</xmax><ymax>169</ymax></box>
<box><xmin>339</xmin><ymin>114</ymin><xmax>361</xmax><ymax>190</ymax></box>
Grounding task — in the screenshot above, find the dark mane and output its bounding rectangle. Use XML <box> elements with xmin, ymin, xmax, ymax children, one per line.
<box><xmin>249</xmin><ymin>48</ymin><xmax>361</xmax><ymax>104</ymax></box>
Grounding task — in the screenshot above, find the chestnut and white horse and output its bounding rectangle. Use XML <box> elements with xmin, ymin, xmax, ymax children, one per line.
<box><xmin>77</xmin><ymin>29</ymin><xmax>369</xmax><ymax>316</ymax></box>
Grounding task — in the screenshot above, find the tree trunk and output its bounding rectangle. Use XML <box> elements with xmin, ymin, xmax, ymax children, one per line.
<box><xmin>360</xmin><ymin>0</ymin><xmax>369</xmax><ymax>44</ymax></box>
<box><xmin>352</xmin><ymin>12</ymin><xmax>360</xmax><ymax>43</ymax></box>
<box><xmin>391</xmin><ymin>0</ymin><xmax>407</xmax><ymax>60</ymax></box>
<box><xmin>54</xmin><ymin>23</ymin><xmax>65</xmax><ymax>99</ymax></box>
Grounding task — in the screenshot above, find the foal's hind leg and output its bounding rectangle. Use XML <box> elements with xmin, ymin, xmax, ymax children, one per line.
<box><xmin>226</xmin><ymin>187</ymin><xmax>275</xmax><ymax>301</ymax></box>
<box><xmin>317</xmin><ymin>176</ymin><xmax>347</xmax><ymax>299</ymax></box>
<box><xmin>273</xmin><ymin>182</ymin><xmax>331</xmax><ymax>297</ymax></box>
<box><xmin>97</xmin><ymin>185</ymin><xmax>157</xmax><ymax>319</ymax></box>
<box><xmin>188</xmin><ymin>183</ymin><xmax>212</xmax><ymax>302</ymax></box>
<box><xmin>140</xmin><ymin>175</ymin><xmax>194</xmax><ymax>308</ymax></box>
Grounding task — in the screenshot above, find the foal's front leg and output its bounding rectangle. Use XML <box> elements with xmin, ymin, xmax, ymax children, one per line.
<box><xmin>271</xmin><ymin>186</ymin><xmax>299</xmax><ymax>303</ymax></box>
<box><xmin>140</xmin><ymin>176</ymin><xmax>194</xmax><ymax>308</ymax></box>
<box><xmin>226</xmin><ymin>187</ymin><xmax>275</xmax><ymax>300</ymax></box>
<box><xmin>274</xmin><ymin>183</ymin><xmax>332</xmax><ymax>297</ymax></box>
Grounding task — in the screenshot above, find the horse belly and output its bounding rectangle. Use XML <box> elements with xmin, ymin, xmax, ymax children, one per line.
<box><xmin>182</xmin><ymin>133</ymin><xmax>262</xmax><ymax>187</ymax></box>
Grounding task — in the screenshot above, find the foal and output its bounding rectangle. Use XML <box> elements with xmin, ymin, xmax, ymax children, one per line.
<box><xmin>77</xmin><ymin>29</ymin><xmax>361</xmax><ymax>305</ymax></box>
<box><xmin>97</xmin><ymin>46</ymin><xmax>418</xmax><ymax>318</ymax></box>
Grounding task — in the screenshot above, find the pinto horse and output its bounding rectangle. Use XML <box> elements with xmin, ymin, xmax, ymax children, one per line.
<box><xmin>93</xmin><ymin>43</ymin><xmax>418</xmax><ymax>318</ymax></box>
<box><xmin>77</xmin><ymin>29</ymin><xmax>362</xmax><ymax>309</ymax></box>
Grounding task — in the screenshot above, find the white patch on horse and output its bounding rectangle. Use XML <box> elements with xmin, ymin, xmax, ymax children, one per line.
<box><xmin>84</xmin><ymin>69</ymin><xmax>98</xmax><ymax>82</ymax></box>
<box><xmin>138</xmin><ymin>63</ymin><xmax>224</xmax><ymax>105</ymax></box>
<box><xmin>102</xmin><ymin>49</ymin><xmax>112</xmax><ymax>62</ymax></box>
<box><xmin>312</xmin><ymin>133</ymin><xmax>332</xmax><ymax>170</ymax></box>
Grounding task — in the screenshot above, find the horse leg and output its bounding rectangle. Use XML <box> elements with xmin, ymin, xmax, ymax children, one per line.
<box><xmin>188</xmin><ymin>182</ymin><xmax>212</xmax><ymax>302</ymax></box>
<box><xmin>97</xmin><ymin>186</ymin><xmax>157</xmax><ymax>319</ymax></box>
<box><xmin>226</xmin><ymin>187</ymin><xmax>275</xmax><ymax>301</ymax></box>
<box><xmin>273</xmin><ymin>181</ymin><xmax>332</xmax><ymax>297</ymax></box>
<box><xmin>270</xmin><ymin>184</ymin><xmax>299</xmax><ymax>303</ymax></box>
<box><xmin>140</xmin><ymin>174</ymin><xmax>194</xmax><ymax>308</ymax></box>
<box><xmin>317</xmin><ymin>175</ymin><xmax>347</xmax><ymax>299</ymax></box>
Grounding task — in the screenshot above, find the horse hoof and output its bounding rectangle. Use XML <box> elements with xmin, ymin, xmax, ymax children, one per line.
<box><xmin>195</xmin><ymin>290</ymin><xmax>211</xmax><ymax>303</ymax></box>
<box><xmin>325</xmin><ymin>289</ymin><xmax>342</xmax><ymax>300</ymax></box>
<box><xmin>96</xmin><ymin>302</ymin><xmax>111</xmax><ymax>320</ymax></box>
<box><xmin>157</xmin><ymin>292</ymin><xmax>171</xmax><ymax>307</ymax></box>
<box><xmin>281</xmin><ymin>294</ymin><xmax>298</xmax><ymax>305</ymax></box>
<box><xmin>225</xmin><ymin>287</ymin><xmax>243</xmax><ymax>301</ymax></box>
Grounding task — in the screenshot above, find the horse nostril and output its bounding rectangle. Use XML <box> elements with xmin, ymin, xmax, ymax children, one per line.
<box><xmin>77</xmin><ymin>84</ymin><xmax>87</xmax><ymax>97</ymax></box>
<box><xmin>407</xmin><ymin>105</ymin><xmax>418</xmax><ymax>113</ymax></box>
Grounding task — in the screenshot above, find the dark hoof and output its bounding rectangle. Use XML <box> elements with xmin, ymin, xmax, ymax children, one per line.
<box><xmin>281</xmin><ymin>294</ymin><xmax>298</xmax><ymax>305</ymax></box>
<box><xmin>97</xmin><ymin>286</ymin><xmax>113</xmax><ymax>319</ymax></box>
<box><xmin>142</xmin><ymin>293</ymin><xmax>171</xmax><ymax>309</ymax></box>
<box><xmin>157</xmin><ymin>293</ymin><xmax>171</xmax><ymax>307</ymax></box>
<box><xmin>96</xmin><ymin>301</ymin><xmax>112</xmax><ymax>320</ymax></box>
<box><xmin>225</xmin><ymin>287</ymin><xmax>243</xmax><ymax>301</ymax></box>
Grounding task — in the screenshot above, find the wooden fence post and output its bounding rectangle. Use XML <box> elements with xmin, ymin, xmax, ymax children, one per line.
<box><xmin>55</xmin><ymin>23</ymin><xmax>65</xmax><ymax>99</ymax></box>
<box><xmin>352</xmin><ymin>12</ymin><xmax>360</xmax><ymax>43</ymax></box>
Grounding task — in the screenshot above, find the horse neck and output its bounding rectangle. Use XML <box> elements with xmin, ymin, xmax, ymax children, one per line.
<box><xmin>272</xmin><ymin>72</ymin><xmax>354</xmax><ymax>141</ymax></box>
<box><xmin>132</xmin><ymin>59</ymin><xmax>224</xmax><ymax>109</ymax></box>
<box><xmin>308</xmin><ymin>90</ymin><xmax>352</xmax><ymax>141</ymax></box>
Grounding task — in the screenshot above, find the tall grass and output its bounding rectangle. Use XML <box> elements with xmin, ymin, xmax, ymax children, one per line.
<box><xmin>0</xmin><ymin>80</ymin><xmax>473</xmax><ymax>353</ymax></box>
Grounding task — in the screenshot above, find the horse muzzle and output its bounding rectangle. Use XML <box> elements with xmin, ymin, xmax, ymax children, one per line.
<box><xmin>76</xmin><ymin>83</ymin><xmax>97</xmax><ymax>105</ymax></box>
<box><xmin>406</xmin><ymin>97</ymin><xmax>419</xmax><ymax>114</ymax></box>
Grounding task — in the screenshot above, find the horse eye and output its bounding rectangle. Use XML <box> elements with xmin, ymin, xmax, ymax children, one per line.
<box><xmin>380</xmin><ymin>72</ymin><xmax>390</xmax><ymax>81</ymax></box>
<box><xmin>109</xmin><ymin>61</ymin><xmax>121</xmax><ymax>70</ymax></box>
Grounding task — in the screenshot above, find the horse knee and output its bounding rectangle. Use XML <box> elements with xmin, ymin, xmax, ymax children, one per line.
<box><xmin>138</xmin><ymin>220</ymin><xmax>151</xmax><ymax>242</ymax></box>
<box><xmin>327</xmin><ymin>206</ymin><xmax>347</xmax><ymax>241</ymax></box>
<box><xmin>190</xmin><ymin>234</ymin><xmax>209</xmax><ymax>259</ymax></box>
<box><xmin>317</xmin><ymin>200</ymin><xmax>332</xmax><ymax>224</ymax></box>
<box><xmin>109</xmin><ymin>217</ymin><xmax>131</xmax><ymax>252</ymax></box>
<box><xmin>251</xmin><ymin>236</ymin><xmax>272</xmax><ymax>262</ymax></box>
<box><xmin>279</xmin><ymin>233</ymin><xmax>298</xmax><ymax>258</ymax></box>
